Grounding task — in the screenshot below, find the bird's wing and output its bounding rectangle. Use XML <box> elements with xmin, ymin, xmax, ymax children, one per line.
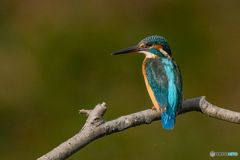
<box><xmin>173</xmin><ymin>61</ymin><xmax>183</xmax><ymax>109</ymax></box>
<box><xmin>145</xmin><ymin>58</ymin><xmax>182</xmax><ymax>112</ymax></box>
<box><xmin>145</xmin><ymin>58</ymin><xmax>169</xmax><ymax>111</ymax></box>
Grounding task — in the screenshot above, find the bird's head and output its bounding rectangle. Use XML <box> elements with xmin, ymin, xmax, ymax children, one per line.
<box><xmin>112</xmin><ymin>35</ymin><xmax>172</xmax><ymax>59</ymax></box>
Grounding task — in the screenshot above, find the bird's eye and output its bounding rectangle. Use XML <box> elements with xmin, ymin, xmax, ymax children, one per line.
<box><xmin>146</xmin><ymin>42</ymin><xmax>153</xmax><ymax>47</ymax></box>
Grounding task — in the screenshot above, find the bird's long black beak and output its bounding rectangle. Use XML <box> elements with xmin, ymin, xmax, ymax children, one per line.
<box><xmin>112</xmin><ymin>46</ymin><xmax>142</xmax><ymax>55</ymax></box>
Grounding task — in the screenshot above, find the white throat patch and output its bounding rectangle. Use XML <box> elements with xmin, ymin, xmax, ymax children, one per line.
<box><xmin>139</xmin><ymin>51</ymin><xmax>156</xmax><ymax>58</ymax></box>
<box><xmin>139</xmin><ymin>49</ymin><xmax>170</xmax><ymax>59</ymax></box>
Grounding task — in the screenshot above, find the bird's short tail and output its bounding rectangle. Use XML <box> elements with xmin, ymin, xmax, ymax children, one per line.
<box><xmin>161</xmin><ymin>111</ymin><xmax>175</xmax><ymax>130</ymax></box>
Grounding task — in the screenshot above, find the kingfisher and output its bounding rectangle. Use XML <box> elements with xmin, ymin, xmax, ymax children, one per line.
<box><xmin>112</xmin><ymin>35</ymin><xmax>183</xmax><ymax>130</ymax></box>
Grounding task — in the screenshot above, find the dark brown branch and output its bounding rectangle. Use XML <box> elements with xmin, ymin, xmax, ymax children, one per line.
<box><xmin>37</xmin><ymin>96</ymin><xmax>240</xmax><ymax>160</ymax></box>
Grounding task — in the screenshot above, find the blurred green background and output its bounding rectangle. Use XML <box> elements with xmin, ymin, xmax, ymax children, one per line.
<box><xmin>1</xmin><ymin>0</ymin><xmax>240</xmax><ymax>159</ymax></box>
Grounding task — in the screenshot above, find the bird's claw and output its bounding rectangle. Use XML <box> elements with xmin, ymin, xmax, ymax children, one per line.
<box><xmin>152</xmin><ymin>106</ymin><xmax>157</xmax><ymax>110</ymax></box>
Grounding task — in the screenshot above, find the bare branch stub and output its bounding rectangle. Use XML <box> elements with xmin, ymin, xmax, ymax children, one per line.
<box><xmin>79</xmin><ymin>109</ymin><xmax>92</xmax><ymax>116</ymax></box>
<box><xmin>38</xmin><ymin>103</ymin><xmax>108</xmax><ymax>160</ymax></box>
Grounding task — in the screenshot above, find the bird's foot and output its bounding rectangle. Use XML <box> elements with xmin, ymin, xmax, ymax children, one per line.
<box><xmin>152</xmin><ymin>106</ymin><xmax>157</xmax><ymax>110</ymax></box>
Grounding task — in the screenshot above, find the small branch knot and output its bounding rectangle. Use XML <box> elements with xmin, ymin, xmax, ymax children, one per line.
<box><xmin>199</xmin><ymin>96</ymin><xmax>207</xmax><ymax>109</ymax></box>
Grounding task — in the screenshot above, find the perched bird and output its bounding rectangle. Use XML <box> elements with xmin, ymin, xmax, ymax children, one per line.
<box><xmin>112</xmin><ymin>35</ymin><xmax>183</xmax><ymax>130</ymax></box>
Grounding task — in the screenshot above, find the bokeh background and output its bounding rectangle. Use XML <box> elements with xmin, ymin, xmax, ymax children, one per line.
<box><xmin>1</xmin><ymin>0</ymin><xmax>240</xmax><ymax>159</ymax></box>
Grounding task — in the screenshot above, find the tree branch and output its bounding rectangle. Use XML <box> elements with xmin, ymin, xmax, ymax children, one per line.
<box><xmin>37</xmin><ymin>96</ymin><xmax>240</xmax><ymax>160</ymax></box>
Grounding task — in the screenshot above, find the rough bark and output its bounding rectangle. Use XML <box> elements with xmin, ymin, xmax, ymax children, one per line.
<box><xmin>37</xmin><ymin>96</ymin><xmax>240</xmax><ymax>160</ymax></box>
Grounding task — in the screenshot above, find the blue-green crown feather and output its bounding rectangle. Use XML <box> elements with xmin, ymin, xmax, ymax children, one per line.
<box><xmin>138</xmin><ymin>35</ymin><xmax>172</xmax><ymax>57</ymax></box>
